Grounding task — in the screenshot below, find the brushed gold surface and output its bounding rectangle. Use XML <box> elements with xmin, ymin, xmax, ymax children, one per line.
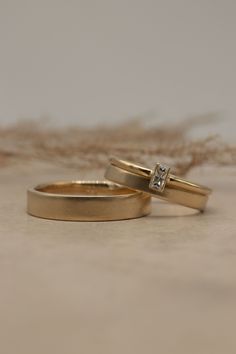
<box><xmin>27</xmin><ymin>181</ymin><xmax>151</xmax><ymax>221</ymax></box>
<box><xmin>106</xmin><ymin>159</ymin><xmax>212</xmax><ymax>211</ymax></box>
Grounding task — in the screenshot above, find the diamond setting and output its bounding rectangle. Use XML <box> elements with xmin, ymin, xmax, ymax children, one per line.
<box><xmin>149</xmin><ymin>164</ymin><xmax>170</xmax><ymax>193</ymax></box>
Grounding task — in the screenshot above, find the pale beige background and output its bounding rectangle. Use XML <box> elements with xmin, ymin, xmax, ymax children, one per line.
<box><xmin>0</xmin><ymin>0</ymin><xmax>236</xmax><ymax>137</ymax></box>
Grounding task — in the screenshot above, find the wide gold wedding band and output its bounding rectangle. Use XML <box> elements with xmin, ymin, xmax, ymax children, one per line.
<box><xmin>105</xmin><ymin>158</ymin><xmax>212</xmax><ymax>211</ymax></box>
<box><xmin>27</xmin><ymin>181</ymin><xmax>151</xmax><ymax>221</ymax></box>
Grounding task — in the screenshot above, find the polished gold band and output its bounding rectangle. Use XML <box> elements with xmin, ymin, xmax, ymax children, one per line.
<box><xmin>105</xmin><ymin>158</ymin><xmax>212</xmax><ymax>211</ymax></box>
<box><xmin>27</xmin><ymin>181</ymin><xmax>151</xmax><ymax>221</ymax></box>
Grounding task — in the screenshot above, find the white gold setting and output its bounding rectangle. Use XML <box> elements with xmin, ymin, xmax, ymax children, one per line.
<box><xmin>149</xmin><ymin>163</ymin><xmax>170</xmax><ymax>193</ymax></box>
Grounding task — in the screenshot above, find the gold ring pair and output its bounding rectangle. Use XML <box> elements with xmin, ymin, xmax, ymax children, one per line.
<box><xmin>27</xmin><ymin>158</ymin><xmax>212</xmax><ymax>221</ymax></box>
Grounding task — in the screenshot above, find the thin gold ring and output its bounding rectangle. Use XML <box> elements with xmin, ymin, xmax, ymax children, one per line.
<box><xmin>27</xmin><ymin>181</ymin><xmax>151</xmax><ymax>221</ymax></box>
<box><xmin>105</xmin><ymin>158</ymin><xmax>212</xmax><ymax>211</ymax></box>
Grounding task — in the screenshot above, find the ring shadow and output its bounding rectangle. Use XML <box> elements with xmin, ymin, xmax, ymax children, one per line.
<box><xmin>149</xmin><ymin>200</ymin><xmax>215</xmax><ymax>218</ymax></box>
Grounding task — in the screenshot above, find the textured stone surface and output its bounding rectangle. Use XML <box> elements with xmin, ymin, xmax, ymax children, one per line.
<box><xmin>0</xmin><ymin>164</ymin><xmax>236</xmax><ymax>354</ymax></box>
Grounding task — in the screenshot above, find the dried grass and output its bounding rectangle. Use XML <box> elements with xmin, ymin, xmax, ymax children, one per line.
<box><xmin>0</xmin><ymin>114</ymin><xmax>235</xmax><ymax>175</ymax></box>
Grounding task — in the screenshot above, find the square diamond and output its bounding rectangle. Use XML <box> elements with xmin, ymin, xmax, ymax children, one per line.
<box><xmin>149</xmin><ymin>163</ymin><xmax>170</xmax><ymax>193</ymax></box>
